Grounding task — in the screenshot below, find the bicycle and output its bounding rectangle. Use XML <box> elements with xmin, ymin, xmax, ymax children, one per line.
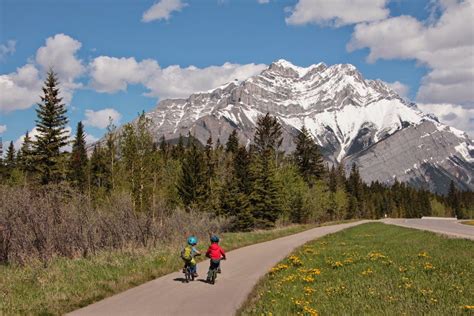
<box><xmin>206</xmin><ymin>257</ymin><xmax>225</xmax><ymax>284</ymax></box>
<box><xmin>183</xmin><ymin>264</ymin><xmax>195</xmax><ymax>283</ymax></box>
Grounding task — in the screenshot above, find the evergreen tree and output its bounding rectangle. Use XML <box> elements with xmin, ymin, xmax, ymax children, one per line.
<box><xmin>171</xmin><ymin>134</ymin><xmax>185</xmax><ymax>160</ymax></box>
<box><xmin>346</xmin><ymin>163</ymin><xmax>363</xmax><ymax>218</ymax></box>
<box><xmin>177</xmin><ymin>138</ymin><xmax>207</xmax><ymax>208</ymax></box>
<box><xmin>18</xmin><ymin>131</ymin><xmax>34</xmax><ymax>176</ymax></box>
<box><xmin>159</xmin><ymin>135</ymin><xmax>169</xmax><ymax>161</ymax></box>
<box><xmin>249</xmin><ymin>113</ymin><xmax>284</xmax><ymax>228</ymax></box>
<box><xmin>90</xmin><ymin>145</ymin><xmax>109</xmax><ymax>190</ymax></box>
<box><xmin>105</xmin><ymin>120</ymin><xmax>118</xmax><ymax>190</ymax></box>
<box><xmin>447</xmin><ymin>180</ymin><xmax>461</xmax><ymax>217</ymax></box>
<box><xmin>5</xmin><ymin>141</ymin><xmax>15</xmax><ymax>171</ymax></box>
<box><xmin>254</xmin><ymin>113</ymin><xmax>282</xmax><ymax>155</ymax></box>
<box><xmin>293</xmin><ymin>125</ymin><xmax>325</xmax><ymax>185</ymax></box>
<box><xmin>225</xmin><ymin>130</ymin><xmax>239</xmax><ymax>154</ymax></box>
<box><xmin>69</xmin><ymin>121</ymin><xmax>88</xmax><ymax>191</ymax></box>
<box><xmin>33</xmin><ymin>70</ymin><xmax>69</xmax><ymax>184</ymax></box>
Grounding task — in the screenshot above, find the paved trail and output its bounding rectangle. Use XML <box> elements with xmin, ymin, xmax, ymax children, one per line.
<box><xmin>382</xmin><ymin>218</ymin><xmax>474</xmax><ymax>240</ymax></box>
<box><xmin>69</xmin><ymin>221</ymin><xmax>370</xmax><ymax>316</ymax></box>
<box><xmin>69</xmin><ymin>219</ymin><xmax>473</xmax><ymax>316</ymax></box>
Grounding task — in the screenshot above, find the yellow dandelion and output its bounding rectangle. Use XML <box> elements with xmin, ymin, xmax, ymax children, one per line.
<box><xmin>423</xmin><ymin>263</ymin><xmax>434</xmax><ymax>271</ymax></box>
<box><xmin>418</xmin><ymin>251</ymin><xmax>430</xmax><ymax>258</ymax></box>
<box><xmin>361</xmin><ymin>268</ymin><xmax>374</xmax><ymax>276</ymax></box>
<box><xmin>331</xmin><ymin>261</ymin><xmax>344</xmax><ymax>268</ymax></box>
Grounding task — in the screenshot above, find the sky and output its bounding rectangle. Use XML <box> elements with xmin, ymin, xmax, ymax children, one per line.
<box><xmin>0</xmin><ymin>0</ymin><xmax>473</xmax><ymax>150</ymax></box>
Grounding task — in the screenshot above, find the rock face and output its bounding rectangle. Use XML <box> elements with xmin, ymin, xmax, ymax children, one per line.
<box><xmin>127</xmin><ymin>59</ymin><xmax>473</xmax><ymax>194</ymax></box>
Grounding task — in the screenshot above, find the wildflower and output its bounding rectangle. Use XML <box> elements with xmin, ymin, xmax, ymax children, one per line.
<box><xmin>344</xmin><ymin>257</ymin><xmax>353</xmax><ymax>264</ymax></box>
<box><xmin>270</xmin><ymin>263</ymin><xmax>289</xmax><ymax>274</ymax></box>
<box><xmin>462</xmin><ymin>305</ymin><xmax>474</xmax><ymax>310</ymax></box>
<box><xmin>302</xmin><ymin>275</ymin><xmax>315</xmax><ymax>283</ymax></box>
<box><xmin>423</xmin><ymin>263</ymin><xmax>434</xmax><ymax>271</ymax></box>
<box><xmin>303</xmin><ymin>305</ymin><xmax>319</xmax><ymax>316</ymax></box>
<box><xmin>308</xmin><ymin>268</ymin><xmax>321</xmax><ymax>275</ymax></box>
<box><xmin>331</xmin><ymin>261</ymin><xmax>344</xmax><ymax>268</ymax></box>
<box><xmin>418</xmin><ymin>251</ymin><xmax>430</xmax><ymax>258</ymax></box>
<box><xmin>361</xmin><ymin>268</ymin><xmax>373</xmax><ymax>276</ymax></box>
<box><xmin>288</xmin><ymin>255</ymin><xmax>303</xmax><ymax>267</ymax></box>
<box><xmin>367</xmin><ymin>251</ymin><xmax>387</xmax><ymax>261</ymax></box>
<box><xmin>399</xmin><ymin>266</ymin><xmax>407</xmax><ymax>273</ymax></box>
<box><xmin>304</xmin><ymin>287</ymin><xmax>316</xmax><ymax>296</ymax></box>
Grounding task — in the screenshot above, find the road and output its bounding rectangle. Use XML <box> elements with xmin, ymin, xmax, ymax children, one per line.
<box><xmin>382</xmin><ymin>218</ymin><xmax>474</xmax><ymax>240</ymax></box>
<box><xmin>69</xmin><ymin>220</ymin><xmax>370</xmax><ymax>316</ymax></box>
<box><xmin>69</xmin><ymin>218</ymin><xmax>473</xmax><ymax>316</ymax></box>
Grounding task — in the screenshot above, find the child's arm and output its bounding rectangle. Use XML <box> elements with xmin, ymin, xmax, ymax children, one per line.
<box><xmin>220</xmin><ymin>247</ymin><xmax>226</xmax><ymax>260</ymax></box>
<box><xmin>192</xmin><ymin>247</ymin><xmax>201</xmax><ymax>256</ymax></box>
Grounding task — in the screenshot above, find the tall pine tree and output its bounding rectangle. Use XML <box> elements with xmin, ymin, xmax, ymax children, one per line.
<box><xmin>33</xmin><ymin>70</ymin><xmax>69</xmax><ymax>184</ymax></box>
<box><xmin>250</xmin><ymin>113</ymin><xmax>283</xmax><ymax>228</ymax></box>
<box><xmin>293</xmin><ymin>125</ymin><xmax>325</xmax><ymax>185</ymax></box>
<box><xmin>17</xmin><ymin>131</ymin><xmax>35</xmax><ymax>180</ymax></box>
<box><xmin>177</xmin><ymin>137</ymin><xmax>207</xmax><ymax>209</ymax></box>
<box><xmin>225</xmin><ymin>130</ymin><xmax>239</xmax><ymax>154</ymax></box>
<box><xmin>69</xmin><ymin>121</ymin><xmax>88</xmax><ymax>191</ymax></box>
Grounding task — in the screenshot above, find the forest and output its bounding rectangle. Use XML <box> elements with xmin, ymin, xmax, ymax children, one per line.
<box><xmin>1</xmin><ymin>71</ymin><xmax>472</xmax><ymax>265</ymax></box>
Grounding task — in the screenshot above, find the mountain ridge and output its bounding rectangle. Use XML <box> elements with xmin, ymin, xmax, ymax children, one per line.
<box><xmin>111</xmin><ymin>59</ymin><xmax>474</xmax><ymax>194</ymax></box>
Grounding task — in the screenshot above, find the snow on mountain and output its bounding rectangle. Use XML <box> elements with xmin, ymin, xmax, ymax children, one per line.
<box><xmin>127</xmin><ymin>59</ymin><xmax>473</xmax><ymax>193</ymax></box>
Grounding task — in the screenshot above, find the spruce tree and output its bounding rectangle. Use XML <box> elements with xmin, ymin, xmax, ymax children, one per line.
<box><xmin>33</xmin><ymin>70</ymin><xmax>69</xmax><ymax>184</ymax></box>
<box><xmin>346</xmin><ymin>163</ymin><xmax>363</xmax><ymax>218</ymax></box>
<box><xmin>447</xmin><ymin>180</ymin><xmax>461</xmax><ymax>217</ymax></box>
<box><xmin>226</xmin><ymin>130</ymin><xmax>239</xmax><ymax>154</ymax></box>
<box><xmin>5</xmin><ymin>141</ymin><xmax>15</xmax><ymax>171</ymax></box>
<box><xmin>172</xmin><ymin>134</ymin><xmax>185</xmax><ymax>160</ymax></box>
<box><xmin>293</xmin><ymin>125</ymin><xmax>325</xmax><ymax>185</ymax></box>
<box><xmin>90</xmin><ymin>145</ymin><xmax>109</xmax><ymax>189</ymax></box>
<box><xmin>18</xmin><ymin>131</ymin><xmax>35</xmax><ymax>179</ymax></box>
<box><xmin>177</xmin><ymin>138</ymin><xmax>207</xmax><ymax>208</ymax></box>
<box><xmin>254</xmin><ymin>113</ymin><xmax>282</xmax><ymax>155</ymax></box>
<box><xmin>69</xmin><ymin>121</ymin><xmax>88</xmax><ymax>191</ymax></box>
<box><xmin>249</xmin><ymin>113</ymin><xmax>284</xmax><ymax>228</ymax></box>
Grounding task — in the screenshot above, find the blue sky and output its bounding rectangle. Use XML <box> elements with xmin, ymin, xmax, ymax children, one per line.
<box><xmin>1</xmin><ymin>0</ymin><xmax>473</xmax><ymax>148</ymax></box>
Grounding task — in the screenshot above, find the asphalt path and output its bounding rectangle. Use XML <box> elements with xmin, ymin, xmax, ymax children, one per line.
<box><xmin>69</xmin><ymin>220</ymin><xmax>370</xmax><ymax>316</ymax></box>
<box><xmin>382</xmin><ymin>218</ymin><xmax>474</xmax><ymax>240</ymax></box>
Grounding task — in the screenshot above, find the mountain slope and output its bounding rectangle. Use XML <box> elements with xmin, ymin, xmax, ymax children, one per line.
<box><xmin>137</xmin><ymin>59</ymin><xmax>473</xmax><ymax>193</ymax></box>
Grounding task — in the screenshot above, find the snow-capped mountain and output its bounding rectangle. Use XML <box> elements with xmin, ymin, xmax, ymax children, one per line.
<box><xmin>137</xmin><ymin>59</ymin><xmax>473</xmax><ymax>193</ymax></box>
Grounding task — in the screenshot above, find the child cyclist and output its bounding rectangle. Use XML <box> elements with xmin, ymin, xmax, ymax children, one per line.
<box><xmin>205</xmin><ymin>235</ymin><xmax>226</xmax><ymax>281</ymax></box>
<box><xmin>181</xmin><ymin>236</ymin><xmax>201</xmax><ymax>277</ymax></box>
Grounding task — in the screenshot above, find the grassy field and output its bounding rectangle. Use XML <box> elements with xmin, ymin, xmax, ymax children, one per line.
<box><xmin>0</xmin><ymin>222</ymin><xmax>338</xmax><ymax>315</ymax></box>
<box><xmin>461</xmin><ymin>220</ymin><xmax>474</xmax><ymax>226</ymax></box>
<box><xmin>239</xmin><ymin>223</ymin><xmax>474</xmax><ymax>315</ymax></box>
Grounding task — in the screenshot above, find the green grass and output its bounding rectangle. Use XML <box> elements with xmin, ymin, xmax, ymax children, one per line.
<box><xmin>0</xmin><ymin>222</ymin><xmax>338</xmax><ymax>315</ymax></box>
<box><xmin>239</xmin><ymin>223</ymin><xmax>474</xmax><ymax>315</ymax></box>
<box><xmin>461</xmin><ymin>220</ymin><xmax>474</xmax><ymax>226</ymax></box>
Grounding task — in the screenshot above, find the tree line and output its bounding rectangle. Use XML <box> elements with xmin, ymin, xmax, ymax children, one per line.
<box><xmin>1</xmin><ymin>70</ymin><xmax>472</xmax><ymax>232</ymax></box>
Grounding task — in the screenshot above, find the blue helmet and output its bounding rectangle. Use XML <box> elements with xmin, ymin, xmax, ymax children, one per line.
<box><xmin>210</xmin><ymin>235</ymin><xmax>219</xmax><ymax>243</ymax></box>
<box><xmin>187</xmin><ymin>236</ymin><xmax>197</xmax><ymax>245</ymax></box>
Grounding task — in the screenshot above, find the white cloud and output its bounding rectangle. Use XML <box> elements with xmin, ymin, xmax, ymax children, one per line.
<box><xmin>0</xmin><ymin>64</ymin><xmax>42</xmax><ymax>112</ymax></box>
<box><xmin>348</xmin><ymin>0</ymin><xmax>474</xmax><ymax>106</ymax></box>
<box><xmin>142</xmin><ymin>0</ymin><xmax>187</xmax><ymax>22</ymax></box>
<box><xmin>285</xmin><ymin>0</ymin><xmax>389</xmax><ymax>27</ymax></box>
<box><xmin>418</xmin><ymin>103</ymin><xmax>474</xmax><ymax>137</ymax></box>
<box><xmin>0</xmin><ymin>125</ymin><xmax>6</xmax><ymax>134</ymax></box>
<box><xmin>384</xmin><ymin>80</ymin><xmax>410</xmax><ymax>98</ymax></box>
<box><xmin>257</xmin><ymin>0</ymin><xmax>270</xmax><ymax>3</ymax></box>
<box><xmin>84</xmin><ymin>108</ymin><xmax>122</xmax><ymax>129</ymax></box>
<box><xmin>144</xmin><ymin>62</ymin><xmax>267</xmax><ymax>99</ymax></box>
<box><xmin>0</xmin><ymin>40</ymin><xmax>16</xmax><ymax>60</ymax></box>
<box><xmin>0</xmin><ymin>33</ymin><xmax>84</xmax><ymax>112</ymax></box>
<box><xmin>89</xmin><ymin>56</ymin><xmax>159</xmax><ymax>93</ymax></box>
<box><xmin>35</xmin><ymin>33</ymin><xmax>85</xmax><ymax>100</ymax></box>
<box><xmin>88</xmin><ymin>56</ymin><xmax>266</xmax><ymax>99</ymax></box>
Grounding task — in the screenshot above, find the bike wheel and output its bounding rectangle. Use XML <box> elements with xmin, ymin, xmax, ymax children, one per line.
<box><xmin>211</xmin><ymin>269</ymin><xmax>217</xmax><ymax>284</ymax></box>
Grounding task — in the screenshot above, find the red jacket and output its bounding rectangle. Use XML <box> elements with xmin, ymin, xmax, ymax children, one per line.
<box><xmin>206</xmin><ymin>243</ymin><xmax>226</xmax><ymax>260</ymax></box>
